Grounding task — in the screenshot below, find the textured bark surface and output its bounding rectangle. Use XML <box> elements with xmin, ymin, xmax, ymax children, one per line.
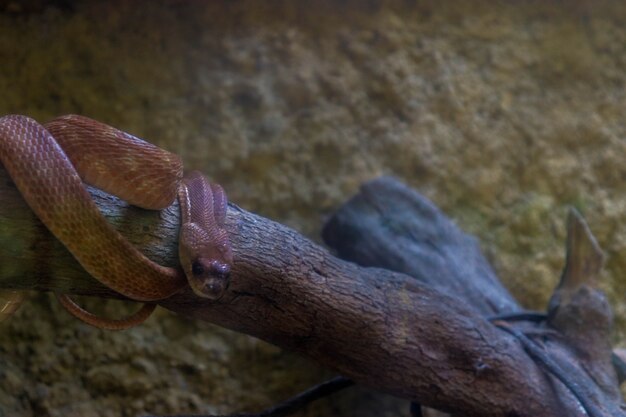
<box><xmin>322</xmin><ymin>176</ymin><xmax>520</xmax><ymax>317</ymax></box>
<box><xmin>322</xmin><ymin>177</ymin><xmax>626</xmax><ymax>416</ymax></box>
<box><xmin>1</xmin><ymin>170</ymin><xmax>623</xmax><ymax>416</ymax></box>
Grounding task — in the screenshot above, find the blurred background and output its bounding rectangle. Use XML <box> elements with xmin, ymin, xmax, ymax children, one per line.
<box><xmin>0</xmin><ymin>1</ymin><xmax>624</xmax><ymax>416</ymax></box>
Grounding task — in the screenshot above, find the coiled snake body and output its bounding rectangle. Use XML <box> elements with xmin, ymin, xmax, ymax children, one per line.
<box><xmin>0</xmin><ymin>115</ymin><xmax>233</xmax><ymax>330</ymax></box>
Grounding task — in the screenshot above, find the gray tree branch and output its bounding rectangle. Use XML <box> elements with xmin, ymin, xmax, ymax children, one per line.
<box><xmin>0</xmin><ymin>169</ymin><xmax>623</xmax><ymax>417</ymax></box>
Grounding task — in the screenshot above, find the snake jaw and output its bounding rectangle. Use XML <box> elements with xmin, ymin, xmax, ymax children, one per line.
<box><xmin>188</xmin><ymin>258</ymin><xmax>231</xmax><ymax>299</ymax></box>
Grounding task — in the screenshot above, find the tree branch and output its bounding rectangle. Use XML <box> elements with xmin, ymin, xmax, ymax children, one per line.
<box><xmin>0</xmin><ymin>170</ymin><xmax>623</xmax><ymax>416</ymax></box>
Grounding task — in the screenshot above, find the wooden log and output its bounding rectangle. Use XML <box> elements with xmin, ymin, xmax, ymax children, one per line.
<box><xmin>322</xmin><ymin>176</ymin><xmax>520</xmax><ymax>316</ymax></box>
<box><xmin>0</xmin><ymin>170</ymin><xmax>622</xmax><ymax>416</ymax></box>
<box><xmin>321</xmin><ymin>177</ymin><xmax>625</xmax><ymax>416</ymax></box>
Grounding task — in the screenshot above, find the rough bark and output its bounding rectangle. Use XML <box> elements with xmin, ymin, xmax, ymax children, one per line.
<box><xmin>322</xmin><ymin>177</ymin><xmax>625</xmax><ymax>417</ymax></box>
<box><xmin>322</xmin><ymin>176</ymin><xmax>520</xmax><ymax>317</ymax></box>
<box><xmin>0</xmin><ymin>170</ymin><xmax>623</xmax><ymax>416</ymax></box>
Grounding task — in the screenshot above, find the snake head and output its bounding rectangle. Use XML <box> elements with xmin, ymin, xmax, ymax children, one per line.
<box><xmin>179</xmin><ymin>218</ymin><xmax>233</xmax><ymax>300</ymax></box>
<box><xmin>178</xmin><ymin>171</ymin><xmax>233</xmax><ymax>300</ymax></box>
<box><xmin>188</xmin><ymin>257</ymin><xmax>231</xmax><ymax>299</ymax></box>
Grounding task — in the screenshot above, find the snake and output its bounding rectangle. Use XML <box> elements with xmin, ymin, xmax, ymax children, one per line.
<box><xmin>0</xmin><ymin>114</ymin><xmax>233</xmax><ymax>330</ymax></box>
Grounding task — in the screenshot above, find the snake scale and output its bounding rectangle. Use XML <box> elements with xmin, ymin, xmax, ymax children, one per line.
<box><xmin>0</xmin><ymin>114</ymin><xmax>233</xmax><ymax>330</ymax></box>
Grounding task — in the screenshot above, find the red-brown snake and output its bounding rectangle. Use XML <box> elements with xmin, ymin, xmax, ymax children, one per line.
<box><xmin>0</xmin><ymin>114</ymin><xmax>233</xmax><ymax>330</ymax></box>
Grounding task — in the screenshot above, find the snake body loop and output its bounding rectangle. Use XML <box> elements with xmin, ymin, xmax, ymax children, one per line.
<box><xmin>0</xmin><ymin>114</ymin><xmax>232</xmax><ymax>329</ymax></box>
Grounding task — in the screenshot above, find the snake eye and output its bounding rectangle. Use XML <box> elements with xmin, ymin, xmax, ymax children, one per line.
<box><xmin>191</xmin><ymin>261</ymin><xmax>204</xmax><ymax>276</ymax></box>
